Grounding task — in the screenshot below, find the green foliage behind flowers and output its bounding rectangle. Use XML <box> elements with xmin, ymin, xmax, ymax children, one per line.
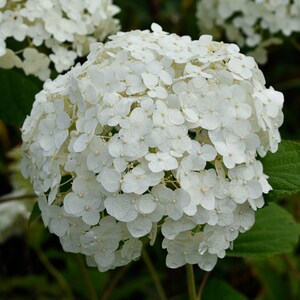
<box><xmin>261</xmin><ymin>140</ymin><xmax>300</xmax><ymax>199</ymax></box>
<box><xmin>0</xmin><ymin>68</ymin><xmax>42</xmax><ymax>125</ymax></box>
<box><xmin>229</xmin><ymin>202</ymin><xmax>300</xmax><ymax>259</ymax></box>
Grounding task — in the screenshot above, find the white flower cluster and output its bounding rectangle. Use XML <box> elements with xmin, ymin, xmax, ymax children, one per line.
<box><xmin>196</xmin><ymin>0</ymin><xmax>300</xmax><ymax>64</ymax></box>
<box><xmin>0</xmin><ymin>146</ymin><xmax>34</xmax><ymax>243</ymax></box>
<box><xmin>21</xmin><ymin>24</ymin><xmax>284</xmax><ymax>272</ymax></box>
<box><xmin>0</xmin><ymin>200</ymin><xmax>30</xmax><ymax>243</ymax></box>
<box><xmin>0</xmin><ymin>0</ymin><xmax>120</xmax><ymax>80</ymax></box>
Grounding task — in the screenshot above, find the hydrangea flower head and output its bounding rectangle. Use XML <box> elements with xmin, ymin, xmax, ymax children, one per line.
<box><xmin>196</xmin><ymin>0</ymin><xmax>300</xmax><ymax>63</ymax></box>
<box><xmin>21</xmin><ymin>23</ymin><xmax>284</xmax><ymax>272</ymax></box>
<box><xmin>0</xmin><ymin>0</ymin><xmax>120</xmax><ymax>80</ymax></box>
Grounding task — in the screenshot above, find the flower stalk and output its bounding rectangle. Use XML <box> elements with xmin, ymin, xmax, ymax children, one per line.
<box><xmin>75</xmin><ymin>254</ymin><xmax>98</xmax><ymax>300</ymax></box>
<box><xmin>186</xmin><ymin>264</ymin><xmax>197</xmax><ymax>300</ymax></box>
<box><xmin>142</xmin><ymin>249</ymin><xmax>167</xmax><ymax>300</ymax></box>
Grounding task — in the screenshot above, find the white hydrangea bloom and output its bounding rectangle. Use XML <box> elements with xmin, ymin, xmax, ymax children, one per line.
<box><xmin>0</xmin><ymin>0</ymin><xmax>120</xmax><ymax>80</ymax></box>
<box><xmin>21</xmin><ymin>24</ymin><xmax>283</xmax><ymax>272</ymax></box>
<box><xmin>196</xmin><ymin>0</ymin><xmax>300</xmax><ymax>63</ymax></box>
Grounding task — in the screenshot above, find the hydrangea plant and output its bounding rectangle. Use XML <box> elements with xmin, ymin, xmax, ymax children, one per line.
<box><xmin>0</xmin><ymin>0</ymin><xmax>120</xmax><ymax>80</ymax></box>
<box><xmin>196</xmin><ymin>0</ymin><xmax>300</xmax><ymax>64</ymax></box>
<box><xmin>21</xmin><ymin>24</ymin><xmax>284</xmax><ymax>272</ymax></box>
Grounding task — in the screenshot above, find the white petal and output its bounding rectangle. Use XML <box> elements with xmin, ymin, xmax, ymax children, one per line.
<box><xmin>160</xmin><ymin>70</ymin><xmax>173</xmax><ymax>85</ymax></box>
<box><xmin>167</xmin><ymin>205</ymin><xmax>183</xmax><ymax>220</ymax></box>
<box><xmin>49</xmin><ymin>219</ymin><xmax>67</xmax><ymax>237</ymax></box>
<box><xmin>39</xmin><ymin>135</ymin><xmax>53</xmax><ymax>151</ymax></box>
<box><xmin>113</xmin><ymin>157</ymin><xmax>128</xmax><ymax>173</ymax></box>
<box><xmin>121</xmin><ymin>173</ymin><xmax>139</xmax><ymax>193</ymax></box>
<box><xmin>166</xmin><ymin>253</ymin><xmax>186</xmax><ymax>268</ymax></box>
<box><xmin>104</xmin><ymin>195</ymin><xmax>138</xmax><ymax>222</ymax></box>
<box><xmin>56</xmin><ymin>112</ymin><xmax>70</xmax><ymax>129</ymax></box>
<box><xmin>55</xmin><ymin>130</ymin><xmax>68</xmax><ymax>149</ymax></box>
<box><xmin>95</xmin><ymin>251</ymin><xmax>115</xmax><ymax>268</ymax></box>
<box><xmin>82</xmin><ymin>211</ymin><xmax>100</xmax><ymax>226</ymax></box>
<box><xmin>127</xmin><ymin>216</ymin><xmax>152</xmax><ymax>238</ymax></box>
<box><xmin>200</xmin><ymin>192</ymin><xmax>215</xmax><ymax>210</ymax></box>
<box><xmin>248</xmin><ymin>180</ymin><xmax>263</xmax><ymax>199</ymax></box>
<box><xmin>141</xmin><ymin>72</ymin><xmax>158</xmax><ymax>89</ymax></box>
<box><xmin>73</xmin><ymin>134</ymin><xmax>90</xmax><ymax>153</ymax></box>
<box><xmin>183</xmin><ymin>108</ymin><xmax>199</xmax><ymax>123</ymax></box>
<box><xmin>98</xmin><ymin>169</ymin><xmax>121</xmax><ymax>193</ymax></box>
<box><xmin>198</xmin><ymin>253</ymin><xmax>218</xmax><ymax>271</ymax></box>
<box><xmin>138</xmin><ymin>194</ymin><xmax>156</xmax><ymax>214</ymax></box>
<box><xmin>166</xmin><ymin>109</ymin><xmax>185</xmax><ymax>125</ymax></box>
<box><xmin>108</xmin><ymin>138</ymin><xmax>123</xmax><ymax>157</ymax></box>
<box><xmin>151</xmin><ymin>23</ymin><xmax>162</xmax><ymax>32</ymax></box>
<box><xmin>148</xmin><ymin>161</ymin><xmax>163</xmax><ymax>173</ymax></box>
<box><xmin>183</xmin><ymin>202</ymin><xmax>197</xmax><ymax>216</ymax></box>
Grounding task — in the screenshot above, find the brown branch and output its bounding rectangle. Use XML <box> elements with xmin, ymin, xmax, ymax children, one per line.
<box><xmin>0</xmin><ymin>193</ymin><xmax>37</xmax><ymax>203</ymax></box>
<box><xmin>197</xmin><ymin>272</ymin><xmax>210</xmax><ymax>300</ymax></box>
<box><xmin>101</xmin><ymin>264</ymin><xmax>131</xmax><ymax>300</ymax></box>
<box><xmin>283</xmin><ymin>254</ymin><xmax>300</xmax><ymax>281</ymax></box>
<box><xmin>147</xmin><ymin>0</ymin><xmax>161</xmax><ymax>22</ymax></box>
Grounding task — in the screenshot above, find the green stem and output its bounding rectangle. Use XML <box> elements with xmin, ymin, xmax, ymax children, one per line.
<box><xmin>141</xmin><ymin>249</ymin><xmax>167</xmax><ymax>300</ymax></box>
<box><xmin>197</xmin><ymin>272</ymin><xmax>210</xmax><ymax>300</ymax></box>
<box><xmin>34</xmin><ymin>247</ymin><xmax>75</xmax><ymax>300</ymax></box>
<box><xmin>101</xmin><ymin>264</ymin><xmax>130</xmax><ymax>300</ymax></box>
<box><xmin>291</xmin><ymin>38</ymin><xmax>300</xmax><ymax>52</ymax></box>
<box><xmin>186</xmin><ymin>264</ymin><xmax>197</xmax><ymax>300</ymax></box>
<box><xmin>75</xmin><ymin>254</ymin><xmax>97</xmax><ymax>300</ymax></box>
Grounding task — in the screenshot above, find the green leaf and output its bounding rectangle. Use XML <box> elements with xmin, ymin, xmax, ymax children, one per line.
<box><xmin>202</xmin><ymin>279</ymin><xmax>247</xmax><ymax>300</ymax></box>
<box><xmin>261</xmin><ymin>140</ymin><xmax>300</xmax><ymax>199</ymax></box>
<box><xmin>229</xmin><ymin>203</ymin><xmax>300</xmax><ymax>259</ymax></box>
<box><xmin>0</xmin><ymin>68</ymin><xmax>42</xmax><ymax>125</ymax></box>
